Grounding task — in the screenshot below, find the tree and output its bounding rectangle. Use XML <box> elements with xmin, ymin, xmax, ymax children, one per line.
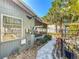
<box><xmin>42</xmin><ymin>0</ymin><xmax>79</xmax><ymax>37</ymax></box>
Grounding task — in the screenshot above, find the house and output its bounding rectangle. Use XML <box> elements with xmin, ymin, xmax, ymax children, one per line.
<box><xmin>34</xmin><ymin>18</ymin><xmax>47</xmax><ymax>40</ymax></box>
<box><xmin>0</xmin><ymin>0</ymin><xmax>39</xmax><ymax>59</ymax></box>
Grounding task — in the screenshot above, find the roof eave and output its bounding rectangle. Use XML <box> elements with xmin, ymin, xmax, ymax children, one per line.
<box><xmin>12</xmin><ymin>0</ymin><xmax>36</xmax><ymax>16</ymax></box>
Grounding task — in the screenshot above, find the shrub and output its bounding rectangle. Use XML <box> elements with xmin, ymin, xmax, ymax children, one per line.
<box><xmin>41</xmin><ymin>35</ymin><xmax>52</xmax><ymax>43</ymax></box>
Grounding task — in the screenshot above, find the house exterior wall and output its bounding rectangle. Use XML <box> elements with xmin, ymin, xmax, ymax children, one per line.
<box><xmin>0</xmin><ymin>0</ymin><xmax>35</xmax><ymax>59</ymax></box>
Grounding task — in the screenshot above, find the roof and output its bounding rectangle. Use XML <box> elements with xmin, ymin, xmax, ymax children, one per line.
<box><xmin>12</xmin><ymin>0</ymin><xmax>46</xmax><ymax>24</ymax></box>
<box><xmin>12</xmin><ymin>0</ymin><xmax>36</xmax><ymax>16</ymax></box>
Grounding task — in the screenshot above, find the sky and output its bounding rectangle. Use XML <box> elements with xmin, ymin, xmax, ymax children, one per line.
<box><xmin>23</xmin><ymin>0</ymin><xmax>53</xmax><ymax>17</ymax></box>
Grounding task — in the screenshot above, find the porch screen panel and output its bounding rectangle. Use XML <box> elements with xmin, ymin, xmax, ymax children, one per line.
<box><xmin>1</xmin><ymin>15</ymin><xmax>22</xmax><ymax>42</ymax></box>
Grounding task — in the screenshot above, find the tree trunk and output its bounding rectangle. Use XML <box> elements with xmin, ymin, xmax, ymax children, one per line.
<box><xmin>60</xmin><ymin>19</ymin><xmax>63</xmax><ymax>37</ymax></box>
<box><xmin>55</xmin><ymin>24</ymin><xmax>58</xmax><ymax>33</ymax></box>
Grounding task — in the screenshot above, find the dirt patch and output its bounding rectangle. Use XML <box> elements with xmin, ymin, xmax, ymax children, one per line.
<box><xmin>8</xmin><ymin>41</ymin><xmax>44</xmax><ymax>59</ymax></box>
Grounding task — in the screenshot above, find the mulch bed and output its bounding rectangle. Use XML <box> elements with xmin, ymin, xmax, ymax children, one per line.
<box><xmin>8</xmin><ymin>40</ymin><xmax>45</xmax><ymax>59</ymax></box>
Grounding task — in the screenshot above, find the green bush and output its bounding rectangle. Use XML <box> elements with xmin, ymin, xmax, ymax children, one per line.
<box><xmin>41</xmin><ymin>35</ymin><xmax>52</xmax><ymax>43</ymax></box>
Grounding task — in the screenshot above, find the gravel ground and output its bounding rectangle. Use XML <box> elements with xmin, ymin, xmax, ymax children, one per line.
<box><xmin>8</xmin><ymin>41</ymin><xmax>44</xmax><ymax>59</ymax></box>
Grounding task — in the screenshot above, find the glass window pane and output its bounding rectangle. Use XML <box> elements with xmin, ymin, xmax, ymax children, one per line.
<box><xmin>1</xmin><ymin>15</ymin><xmax>22</xmax><ymax>42</ymax></box>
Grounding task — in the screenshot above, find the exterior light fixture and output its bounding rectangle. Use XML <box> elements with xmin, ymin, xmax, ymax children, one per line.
<box><xmin>26</xmin><ymin>15</ymin><xmax>32</xmax><ymax>19</ymax></box>
<box><xmin>26</xmin><ymin>15</ymin><xmax>37</xmax><ymax>19</ymax></box>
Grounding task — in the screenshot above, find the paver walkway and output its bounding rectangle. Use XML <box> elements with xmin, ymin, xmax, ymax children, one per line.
<box><xmin>36</xmin><ymin>39</ymin><xmax>56</xmax><ymax>59</ymax></box>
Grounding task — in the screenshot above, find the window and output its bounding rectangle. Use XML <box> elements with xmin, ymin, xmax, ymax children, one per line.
<box><xmin>1</xmin><ymin>14</ymin><xmax>23</xmax><ymax>42</ymax></box>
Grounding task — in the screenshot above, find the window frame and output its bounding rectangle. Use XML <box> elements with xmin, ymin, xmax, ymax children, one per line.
<box><xmin>1</xmin><ymin>14</ymin><xmax>23</xmax><ymax>42</ymax></box>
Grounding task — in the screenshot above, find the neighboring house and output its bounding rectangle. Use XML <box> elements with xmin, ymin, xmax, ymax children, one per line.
<box><xmin>0</xmin><ymin>0</ymin><xmax>39</xmax><ymax>59</ymax></box>
<box><xmin>34</xmin><ymin>18</ymin><xmax>47</xmax><ymax>40</ymax></box>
